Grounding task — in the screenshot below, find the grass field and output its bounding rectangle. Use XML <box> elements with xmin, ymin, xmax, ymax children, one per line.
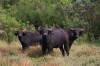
<box><xmin>0</xmin><ymin>41</ymin><xmax>100</xmax><ymax>66</ymax></box>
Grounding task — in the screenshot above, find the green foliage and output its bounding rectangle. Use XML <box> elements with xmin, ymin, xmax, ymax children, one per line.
<box><xmin>0</xmin><ymin>13</ymin><xmax>21</xmax><ymax>43</ymax></box>
<box><xmin>72</xmin><ymin>0</ymin><xmax>100</xmax><ymax>42</ymax></box>
<box><xmin>0</xmin><ymin>0</ymin><xmax>100</xmax><ymax>43</ymax></box>
<box><xmin>0</xmin><ymin>0</ymin><xmax>19</xmax><ymax>9</ymax></box>
<box><xmin>8</xmin><ymin>0</ymin><xmax>74</xmax><ymax>28</ymax></box>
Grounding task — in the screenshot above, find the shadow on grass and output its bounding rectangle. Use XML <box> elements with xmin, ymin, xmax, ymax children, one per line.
<box><xmin>26</xmin><ymin>46</ymin><xmax>43</xmax><ymax>58</ymax></box>
<box><xmin>26</xmin><ymin>47</ymin><xmax>62</xmax><ymax>58</ymax></box>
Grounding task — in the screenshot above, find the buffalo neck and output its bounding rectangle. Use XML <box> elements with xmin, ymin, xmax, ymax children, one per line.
<box><xmin>42</xmin><ymin>35</ymin><xmax>48</xmax><ymax>45</ymax></box>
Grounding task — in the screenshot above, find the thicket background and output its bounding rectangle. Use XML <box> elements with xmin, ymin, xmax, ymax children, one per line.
<box><xmin>0</xmin><ymin>0</ymin><xmax>100</xmax><ymax>44</ymax></box>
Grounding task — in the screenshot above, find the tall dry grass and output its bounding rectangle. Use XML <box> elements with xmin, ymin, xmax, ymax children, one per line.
<box><xmin>0</xmin><ymin>41</ymin><xmax>100</xmax><ymax>66</ymax></box>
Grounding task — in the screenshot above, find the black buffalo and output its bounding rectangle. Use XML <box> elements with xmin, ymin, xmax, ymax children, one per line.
<box><xmin>38</xmin><ymin>28</ymin><xmax>69</xmax><ymax>56</ymax></box>
<box><xmin>14</xmin><ymin>31</ymin><xmax>42</xmax><ymax>50</ymax></box>
<box><xmin>63</xmin><ymin>27</ymin><xmax>84</xmax><ymax>50</ymax></box>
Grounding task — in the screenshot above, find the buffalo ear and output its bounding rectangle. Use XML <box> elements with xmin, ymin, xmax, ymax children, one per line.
<box><xmin>22</xmin><ymin>32</ymin><xmax>26</xmax><ymax>36</ymax></box>
<box><xmin>48</xmin><ymin>29</ymin><xmax>53</xmax><ymax>34</ymax></box>
<box><xmin>80</xmin><ymin>29</ymin><xmax>84</xmax><ymax>35</ymax></box>
<box><xmin>79</xmin><ymin>28</ymin><xmax>84</xmax><ymax>35</ymax></box>
<box><xmin>70</xmin><ymin>28</ymin><xmax>75</xmax><ymax>33</ymax></box>
<box><xmin>38</xmin><ymin>29</ymin><xmax>42</xmax><ymax>34</ymax></box>
<box><xmin>80</xmin><ymin>28</ymin><xmax>84</xmax><ymax>31</ymax></box>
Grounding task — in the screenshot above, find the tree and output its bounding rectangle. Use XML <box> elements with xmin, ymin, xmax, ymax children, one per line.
<box><xmin>0</xmin><ymin>13</ymin><xmax>21</xmax><ymax>43</ymax></box>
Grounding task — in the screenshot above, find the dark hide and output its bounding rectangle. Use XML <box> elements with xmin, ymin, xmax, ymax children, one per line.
<box><xmin>14</xmin><ymin>31</ymin><xmax>42</xmax><ymax>50</ymax></box>
<box><xmin>38</xmin><ymin>28</ymin><xmax>69</xmax><ymax>56</ymax></box>
<box><xmin>63</xmin><ymin>27</ymin><xmax>84</xmax><ymax>50</ymax></box>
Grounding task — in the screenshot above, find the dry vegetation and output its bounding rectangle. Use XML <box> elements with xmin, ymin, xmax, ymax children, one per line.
<box><xmin>0</xmin><ymin>41</ymin><xmax>100</xmax><ymax>66</ymax></box>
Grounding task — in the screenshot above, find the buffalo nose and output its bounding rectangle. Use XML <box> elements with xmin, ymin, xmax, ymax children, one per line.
<box><xmin>43</xmin><ymin>33</ymin><xmax>47</xmax><ymax>35</ymax></box>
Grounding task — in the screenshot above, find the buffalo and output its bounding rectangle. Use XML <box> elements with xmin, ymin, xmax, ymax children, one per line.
<box><xmin>14</xmin><ymin>31</ymin><xmax>42</xmax><ymax>50</ymax></box>
<box><xmin>38</xmin><ymin>27</ymin><xmax>69</xmax><ymax>56</ymax></box>
<box><xmin>63</xmin><ymin>27</ymin><xmax>84</xmax><ymax>50</ymax></box>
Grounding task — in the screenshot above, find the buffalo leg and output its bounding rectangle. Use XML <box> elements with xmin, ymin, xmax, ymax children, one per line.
<box><xmin>59</xmin><ymin>46</ymin><xmax>65</xmax><ymax>57</ymax></box>
<box><xmin>42</xmin><ymin>46</ymin><xmax>46</xmax><ymax>55</ymax></box>
<box><xmin>64</xmin><ymin>41</ymin><xmax>69</xmax><ymax>56</ymax></box>
<box><xmin>47</xmin><ymin>48</ymin><xmax>53</xmax><ymax>54</ymax></box>
<box><xmin>22</xmin><ymin>44</ymin><xmax>26</xmax><ymax>50</ymax></box>
<box><xmin>69</xmin><ymin>42</ymin><xmax>73</xmax><ymax>50</ymax></box>
<box><xmin>21</xmin><ymin>42</ymin><xmax>27</xmax><ymax>50</ymax></box>
<box><xmin>21</xmin><ymin>44</ymin><xmax>29</xmax><ymax>54</ymax></box>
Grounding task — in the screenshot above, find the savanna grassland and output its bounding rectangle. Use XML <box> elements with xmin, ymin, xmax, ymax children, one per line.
<box><xmin>0</xmin><ymin>0</ymin><xmax>100</xmax><ymax>66</ymax></box>
<box><xmin>0</xmin><ymin>41</ymin><xmax>100</xmax><ymax>66</ymax></box>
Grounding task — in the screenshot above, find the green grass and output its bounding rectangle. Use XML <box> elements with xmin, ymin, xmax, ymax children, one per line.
<box><xmin>0</xmin><ymin>42</ymin><xmax>100</xmax><ymax>66</ymax></box>
<box><xmin>92</xmin><ymin>40</ymin><xmax>100</xmax><ymax>47</ymax></box>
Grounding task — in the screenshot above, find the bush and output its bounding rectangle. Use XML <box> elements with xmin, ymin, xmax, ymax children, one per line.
<box><xmin>0</xmin><ymin>13</ymin><xmax>21</xmax><ymax>43</ymax></box>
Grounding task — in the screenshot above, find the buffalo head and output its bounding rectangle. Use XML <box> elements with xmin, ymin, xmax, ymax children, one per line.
<box><xmin>38</xmin><ymin>27</ymin><xmax>53</xmax><ymax>36</ymax></box>
<box><xmin>14</xmin><ymin>31</ymin><xmax>26</xmax><ymax>37</ymax></box>
<box><xmin>70</xmin><ymin>27</ymin><xmax>84</xmax><ymax>38</ymax></box>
